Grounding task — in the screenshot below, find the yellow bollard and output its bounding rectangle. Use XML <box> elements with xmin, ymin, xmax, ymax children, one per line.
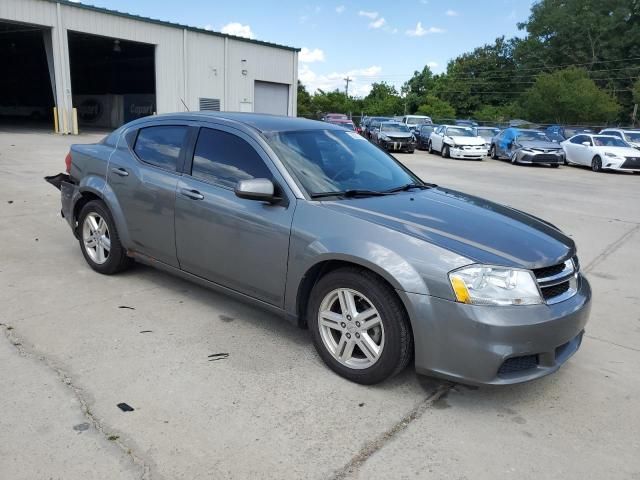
<box><xmin>62</xmin><ymin>109</ymin><xmax>68</xmax><ymax>135</ymax></box>
<box><xmin>53</xmin><ymin>107</ymin><xmax>59</xmax><ymax>133</ymax></box>
<box><xmin>72</xmin><ymin>108</ymin><xmax>79</xmax><ymax>135</ymax></box>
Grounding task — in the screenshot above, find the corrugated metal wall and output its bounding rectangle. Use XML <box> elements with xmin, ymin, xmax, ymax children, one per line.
<box><xmin>0</xmin><ymin>0</ymin><xmax>298</xmax><ymax>132</ymax></box>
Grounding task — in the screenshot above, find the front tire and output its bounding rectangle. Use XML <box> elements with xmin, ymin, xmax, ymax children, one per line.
<box><xmin>427</xmin><ymin>141</ymin><xmax>434</xmax><ymax>154</ymax></box>
<box><xmin>592</xmin><ymin>156</ymin><xmax>602</xmax><ymax>172</ymax></box>
<box><xmin>442</xmin><ymin>145</ymin><xmax>450</xmax><ymax>158</ymax></box>
<box><xmin>307</xmin><ymin>267</ymin><xmax>413</xmax><ymax>385</ymax></box>
<box><xmin>78</xmin><ymin>200</ymin><xmax>132</xmax><ymax>275</ymax></box>
<box><xmin>490</xmin><ymin>144</ymin><xmax>498</xmax><ymax>160</ymax></box>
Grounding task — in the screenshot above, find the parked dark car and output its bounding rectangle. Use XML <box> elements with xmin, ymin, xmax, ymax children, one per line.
<box><xmin>490</xmin><ymin>128</ymin><xmax>564</xmax><ymax>167</ymax></box>
<box><xmin>46</xmin><ymin>112</ymin><xmax>590</xmax><ymax>386</ymax></box>
<box><xmin>363</xmin><ymin>116</ymin><xmax>391</xmax><ymax>140</ymax></box>
<box><xmin>545</xmin><ymin>125</ymin><xmax>594</xmax><ymax>140</ymax></box>
<box><xmin>415</xmin><ymin>124</ymin><xmax>437</xmax><ymax>150</ymax></box>
<box><xmin>371</xmin><ymin>122</ymin><xmax>416</xmax><ymax>153</ymax></box>
<box><xmin>327</xmin><ymin>119</ymin><xmax>356</xmax><ymax>131</ymax></box>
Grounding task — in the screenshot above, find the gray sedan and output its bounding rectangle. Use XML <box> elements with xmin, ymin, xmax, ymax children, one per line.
<box><xmin>47</xmin><ymin>113</ymin><xmax>591</xmax><ymax>385</ymax></box>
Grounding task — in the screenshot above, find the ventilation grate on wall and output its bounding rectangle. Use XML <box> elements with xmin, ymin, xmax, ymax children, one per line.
<box><xmin>199</xmin><ymin>98</ymin><xmax>221</xmax><ymax>111</ymax></box>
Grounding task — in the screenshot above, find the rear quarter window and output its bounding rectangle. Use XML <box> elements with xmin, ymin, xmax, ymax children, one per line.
<box><xmin>134</xmin><ymin>125</ymin><xmax>188</xmax><ymax>171</ymax></box>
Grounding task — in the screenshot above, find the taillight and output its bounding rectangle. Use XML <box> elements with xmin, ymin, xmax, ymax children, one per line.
<box><xmin>64</xmin><ymin>152</ymin><xmax>72</xmax><ymax>173</ymax></box>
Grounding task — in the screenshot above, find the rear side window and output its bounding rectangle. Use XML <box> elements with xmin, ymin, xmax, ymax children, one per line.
<box><xmin>191</xmin><ymin>128</ymin><xmax>272</xmax><ymax>188</ymax></box>
<box><xmin>134</xmin><ymin>126</ymin><xmax>188</xmax><ymax>171</ymax></box>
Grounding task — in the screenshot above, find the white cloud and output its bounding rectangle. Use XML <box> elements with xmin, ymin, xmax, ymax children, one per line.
<box><xmin>298</xmin><ymin>64</ymin><xmax>382</xmax><ymax>97</ymax></box>
<box><xmin>221</xmin><ymin>22</ymin><xmax>254</xmax><ymax>39</ymax></box>
<box><xmin>203</xmin><ymin>24</ymin><xmax>213</xmax><ymax>31</ymax></box>
<box><xmin>427</xmin><ymin>61</ymin><xmax>438</xmax><ymax>68</ymax></box>
<box><xmin>406</xmin><ymin>22</ymin><xmax>445</xmax><ymax>36</ymax></box>
<box><xmin>445</xmin><ymin>9</ymin><xmax>458</xmax><ymax>16</ymax></box>
<box><xmin>369</xmin><ymin>17</ymin><xmax>386</xmax><ymax>29</ymax></box>
<box><xmin>336</xmin><ymin>5</ymin><xmax>345</xmax><ymax>14</ymax></box>
<box><xmin>299</xmin><ymin>47</ymin><xmax>325</xmax><ymax>63</ymax></box>
<box><xmin>358</xmin><ymin>10</ymin><xmax>379</xmax><ymax>19</ymax></box>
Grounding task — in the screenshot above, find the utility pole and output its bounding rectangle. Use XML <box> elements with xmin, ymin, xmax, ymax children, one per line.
<box><xmin>344</xmin><ymin>76</ymin><xmax>352</xmax><ymax>96</ymax></box>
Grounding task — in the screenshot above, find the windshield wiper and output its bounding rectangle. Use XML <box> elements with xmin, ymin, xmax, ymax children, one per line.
<box><xmin>310</xmin><ymin>189</ymin><xmax>391</xmax><ymax>199</ymax></box>
<box><xmin>383</xmin><ymin>182</ymin><xmax>435</xmax><ymax>193</ymax></box>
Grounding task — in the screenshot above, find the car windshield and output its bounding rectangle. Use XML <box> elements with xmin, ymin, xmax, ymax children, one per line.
<box><xmin>446</xmin><ymin>127</ymin><xmax>474</xmax><ymax>137</ymax></box>
<box><xmin>381</xmin><ymin>123</ymin><xmax>410</xmax><ymax>133</ymax></box>
<box><xmin>517</xmin><ymin>131</ymin><xmax>550</xmax><ymax>141</ymax></box>
<box><xmin>265</xmin><ymin>129</ymin><xmax>420</xmax><ymax>196</ymax></box>
<box><xmin>330</xmin><ymin>121</ymin><xmax>354</xmax><ymax>130</ymax></box>
<box><xmin>594</xmin><ymin>136</ymin><xmax>628</xmax><ymax>147</ymax></box>
<box><xmin>477</xmin><ymin>128</ymin><xmax>498</xmax><ymax>137</ymax></box>
<box><xmin>565</xmin><ymin>127</ymin><xmax>589</xmax><ymax>137</ymax></box>
<box><xmin>624</xmin><ymin>131</ymin><xmax>640</xmax><ymax>142</ymax></box>
<box><xmin>406</xmin><ymin>117</ymin><xmax>427</xmax><ymax>124</ymax></box>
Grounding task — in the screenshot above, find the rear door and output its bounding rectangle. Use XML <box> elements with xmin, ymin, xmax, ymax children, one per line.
<box><xmin>107</xmin><ymin>123</ymin><xmax>191</xmax><ymax>267</ymax></box>
<box><xmin>174</xmin><ymin>124</ymin><xmax>295</xmax><ymax>307</ymax></box>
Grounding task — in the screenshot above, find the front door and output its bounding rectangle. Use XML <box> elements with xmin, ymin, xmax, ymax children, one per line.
<box><xmin>174</xmin><ymin>125</ymin><xmax>295</xmax><ymax>307</ymax></box>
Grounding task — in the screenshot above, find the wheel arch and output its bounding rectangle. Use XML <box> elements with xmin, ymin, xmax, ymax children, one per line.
<box><xmin>294</xmin><ymin>257</ymin><xmax>414</xmax><ymax>331</ymax></box>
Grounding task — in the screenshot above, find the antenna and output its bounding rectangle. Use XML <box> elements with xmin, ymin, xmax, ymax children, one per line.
<box><xmin>180</xmin><ymin>98</ymin><xmax>190</xmax><ymax>112</ymax></box>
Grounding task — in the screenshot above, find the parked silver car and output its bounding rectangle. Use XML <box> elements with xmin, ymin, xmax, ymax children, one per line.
<box><xmin>47</xmin><ymin>113</ymin><xmax>591</xmax><ymax>386</ymax></box>
<box><xmin>490</xmin><ymin>128</ymin><xmax>564</xmax><ymax>166</ymax></box>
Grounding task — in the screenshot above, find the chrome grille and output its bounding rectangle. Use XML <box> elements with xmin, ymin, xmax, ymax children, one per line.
<box><xmin>533</xmin><ymin>257</ymin><xmax>578</xmax><ymax>304</ymax></box>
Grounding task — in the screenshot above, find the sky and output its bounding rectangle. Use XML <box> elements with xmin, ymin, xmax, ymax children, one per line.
<box><xmin>71</xmin><ymin>0</ymin><xmax>537</xmax><ymax>97</ymax></box>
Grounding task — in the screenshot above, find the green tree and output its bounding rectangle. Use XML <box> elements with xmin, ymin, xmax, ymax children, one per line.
<box><xmin>633</xmin><ymin>78</ymin><xmax>640</xmax><ymax>104</ymax></box>
<box><xmin>515</xmin><ymin>0</ymin><xmax>640</xmax><ymax>118</ymax></box>
<box><xmin>519</xmin><ymin>67</ymin><xmax>620</xmax><ymax>123</ymax></box>
<box><xmin>433</xmin><ymin>37</ymin><xmax>518</xmax><ymax>116</ymax></box>
<box><xmin>473</xmin><ymin>104</ymin><xmax>520</xmax><ymax>122</ymax></box>
<box><xmin>362</xmin><ymin>82</ymin><xmax>403</xmax><ymax>116</ymax></box>
<box><xmin>297</xmin><ymin>81</ymin><xmax>313</xmax><ymax>118</ymax></box>
<box><xmin>416</xmin><ymin>95</ymin><xmax>456</xmax><ymax>120</ymax></box>
<box><xmin>401</xmin><ymin>66</ymin><xmax>436</xmax><ymax>113</ymax></box>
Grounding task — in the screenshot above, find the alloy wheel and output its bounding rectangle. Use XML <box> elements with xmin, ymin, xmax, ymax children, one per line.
<box><xmin>82</xmin><ymin>212</ymin><xmax>111</xmax><ymax>264</ymax></box>
<box><xmin>317</xmin><ymin>288</ymin><xmax>385</xmax><ymax>369</ymax></box>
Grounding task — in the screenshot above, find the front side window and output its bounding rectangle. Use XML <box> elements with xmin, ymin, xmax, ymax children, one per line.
<box><xmin>134</xmin><ymin>126</ymin><xmax>188</xmax><ymax>171</ymax></box>
<box><xmin>266</xmin><ymin>129</ymin><xmax>420</xmax><ymax>196</ymax></box>
<box><xmin>191</xmin><ymin>128</ymin><xmax>272</xmax><ymax>188</ymax></box>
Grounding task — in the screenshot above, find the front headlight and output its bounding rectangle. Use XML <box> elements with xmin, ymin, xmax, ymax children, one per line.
<box><xmin>449</xmin><ymin>265</ymin><xmax>542</xmax><ymax>306</ymax></box>
<box><xmin>604</xmin><ymin>152</ymin><xmax>621</xmax><ymax>158</ymax></box>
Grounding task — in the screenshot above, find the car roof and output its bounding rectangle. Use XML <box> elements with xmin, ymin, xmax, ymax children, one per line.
<box><xmin>128</xmin><ymin>112</ymin><xmax>343</xmax><ymax>133</ymax></box>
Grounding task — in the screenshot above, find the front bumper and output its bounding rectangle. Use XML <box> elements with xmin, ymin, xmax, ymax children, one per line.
<box><xmin>604</xmin><ymin>156</ymin><xmax>640</xmax><ymax>171</ymax></box>
<box><xmin>380</xmin><ymin>139</ymin><xmax>415</xmax><ymax>152</ymax></box>
<box><xmin>399</xmin><ymin>274</ymin><xmax>591</xmax><ymax>386</ymax></box>
<box><xmin>449</xmin><ymin>146</ymin><xmax>486</xmax><ymax>159</ymax></box>
<box><xmin>516</xmin><ymin>151</ymin><xmax>564</xmax><ymax>164</ymax></box>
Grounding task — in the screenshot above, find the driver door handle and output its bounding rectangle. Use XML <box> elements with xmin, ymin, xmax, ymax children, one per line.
<box><xmin>180</xmin><ymin>188</ymin><xmax>204</xmax><ymax>200</ymax></box>
<box><xmin>111</xmin><ymin>167</ymin><xmax>129</xmax><ymax>177</ymax></box>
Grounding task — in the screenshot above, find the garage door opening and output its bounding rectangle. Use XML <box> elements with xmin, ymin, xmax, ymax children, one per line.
<box><xmin>68</xmin><ymin>31</ymin><xmax>156</xmax><ymax>129</ymax></box>
<box><xmin>254</xmin><ymin>81</ymin><xmax>289</xmax><ymax>116</ymax></box>
<box><xmin>0</xmin><ymin>21</ymin><xmax>55</xmax><ymax>129</ymax></box>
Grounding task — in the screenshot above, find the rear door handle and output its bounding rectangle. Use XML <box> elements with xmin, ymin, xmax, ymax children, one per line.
<box><xmin>111</xmin><ymin>167</ymin><xmax>129</xmax><ymax>177</ymax></box>
<box><xmin>180</xmin><ymin>188</ymin><xmax>204</xmax><ymax>200</ymax></box>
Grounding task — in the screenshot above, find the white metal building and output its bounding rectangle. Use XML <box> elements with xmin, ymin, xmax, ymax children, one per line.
<box><xmin>0</xmin><ymin>0</ymin><xmax>299</xmax><ymax>132</ymax></box>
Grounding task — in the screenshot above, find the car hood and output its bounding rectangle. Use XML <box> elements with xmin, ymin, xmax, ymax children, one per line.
<box><xmin>518</xmin><ymin>140</ymin><xmax>562</xmax><ymax>150</ymax></box>
<box><xmin>449</xmin><ymin>136</ymin><xmax>485</xmax><ymax>146</ymax></box>
<box><xmin>595</xmin><ymin>146</ymin><xmax>640</xmax><ymax>156</ymax></box>
<box><xmin>382</xmin><ymin>132</ymin><xmax>413</xmax><ymax>138</ymax></box>
<box><xmin>320</xmin><ymin>187</ymin><xmax>575</xmax><ymax>268</ymax></box>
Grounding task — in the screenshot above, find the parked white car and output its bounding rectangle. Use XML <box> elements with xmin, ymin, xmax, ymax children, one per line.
<box><xmin>598</xmin><ymin>128</ymin><xmax>640</xmax><ymax>150</ymax></box>
<box><xmin>428</xmin><ymin>125</ymin><xmax>487</xmax><ymax>160</ymax></box>
<box><xmin>561</xmin><ymin>134</ymin><xmax>640</xmax><ymax>173</ymax></box>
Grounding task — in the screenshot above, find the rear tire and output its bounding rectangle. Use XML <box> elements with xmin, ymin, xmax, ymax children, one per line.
<box><xmin>77</xmin><ymin>200</ymin><xmax>132</xmax><ymax>275</ymax></box>
<box><xmin>550</xmin><ymin>163</ymin><xmax>560</xmax><ymax>168</ymax></box>
<box><xmin>307</xmin><ymin>267</ymin><xmax>413</xmax><ymax>385</ymax></box>
<box><xmin>592</xmin><ymin>156</ymin><xmax>602</xmax><ymax>172</ymax></box>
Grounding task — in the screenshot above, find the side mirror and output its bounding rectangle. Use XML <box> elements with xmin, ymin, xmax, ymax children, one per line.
<box><xmin>234</xmin><ymin>178</ymin><xmax>280</xmax><ymax>204</ymax></box>
<box><xmin>581</xmin><ymin>141</ymin><xmax>591</xmax><ymax>147</ymax></box>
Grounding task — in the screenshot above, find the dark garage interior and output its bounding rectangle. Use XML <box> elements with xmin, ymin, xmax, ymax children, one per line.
<box><xmin>0</xmin><ymin>21</ymin><xmax>55</xmax><ymax>127</ymax></box>
<box><xmin>68</xmin><ymin>31</ymin><xmax>156</xmax><ymax>128</ymax></box>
